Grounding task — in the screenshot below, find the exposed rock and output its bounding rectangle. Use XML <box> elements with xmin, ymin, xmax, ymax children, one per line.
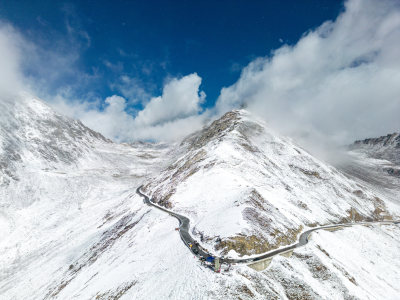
<box><xmin>215</xmin><ymin>225</ymin><xmax>303</xmax><ymax>256</ymax></box>
<box><xmin>183</xmin><ymin>111</ymin><xmax>241</xmax><ymax>150</ymax></box>
<box><xmin>385</xmin><ymin>167</ymin><xmax>400</xmax><ymax>177</ymax></box>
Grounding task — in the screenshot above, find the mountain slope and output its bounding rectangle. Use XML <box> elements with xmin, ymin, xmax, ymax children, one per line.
<box><xmin>0</xmin><ymin>93</ymin><xmax>109</xmax><ymax>187</ymax></box>
<box><xmin>143</xmin><ymin>110</ymin><xmax>399</xmax><ymax>258</ymax></box>
<box><xmin>0</xmin><ymin>94</ymin><xmax>175</xmax><ymax>298</ymax></box>
<box><xmin>347</xmin><ymin>133</ymin><xmax>400</xmax><ymax>181</ymax></box>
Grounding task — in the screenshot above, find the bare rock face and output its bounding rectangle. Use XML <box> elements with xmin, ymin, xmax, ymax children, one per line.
<box><xmin>183</xmin><ymin>111</ymin><xmax>241</xmax><ymax>150</ymax></box>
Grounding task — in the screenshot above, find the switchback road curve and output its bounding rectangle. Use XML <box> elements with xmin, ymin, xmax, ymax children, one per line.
<box><xmin>136</xmin><ymin>186</ymin><xmax>400</xmax><ymax>266</ymax></box>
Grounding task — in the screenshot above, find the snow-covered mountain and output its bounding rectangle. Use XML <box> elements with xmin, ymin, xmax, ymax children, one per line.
<box><xmin>1</xmin><ymin>97</ymin><xmax>400</xmax><ymax>299</ymax></box>
<box><xmin>143</xmin><ymin>110</ymin><xmax>399</xmax><ymax>258</ymax></box>
<box><xmin>0</xmin><ymin>94</ymin><xmax>110</xmax><ymax>186</ymax></box>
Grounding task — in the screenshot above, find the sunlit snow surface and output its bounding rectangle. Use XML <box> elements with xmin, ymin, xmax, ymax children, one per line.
<box><xmin>1</xmin><ymin>98</ymin><xmax>399</xmax><ymax>299</ymax></box>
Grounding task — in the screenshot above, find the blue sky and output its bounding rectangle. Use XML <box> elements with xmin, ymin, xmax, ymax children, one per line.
<box><xmin>0</xmin><ymin>0</ymin><xmax>343</xmax><ymax>108</ymax></box>
<box><xmin>0</xmin><ymin>0</ymin><xmax>399</xmax><ymax>145</ymax></box>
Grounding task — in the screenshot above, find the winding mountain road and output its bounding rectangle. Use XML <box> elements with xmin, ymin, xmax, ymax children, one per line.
<box><xmin>137</xmin><ymin>186</ymin><xmax>400</xmax><ymax>266</ymax></box>
<box><xmin>137</xmin><ymin>186</ymin><xmax>211</xmax><ymax>259</ymax></box>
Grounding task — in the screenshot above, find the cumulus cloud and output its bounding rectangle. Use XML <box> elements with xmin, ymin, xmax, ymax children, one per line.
<box><xmin>52</xmin><ymin>74</ymin><xmax>207</xmax><ymax>142</ymax></box>
<box><xmin>216</xmin><ymin>0</ymin><xmax>400</xmax><ymax>146</ymax></box>
<box><xmin>134</xmin><ymin>73</ymin><xmax>205</xmax><ymax>126</ymax></box>
<box><xmin>130</xmin><ymin>112</ymin><xmax>208</xmax><ymax>142</ymax></box>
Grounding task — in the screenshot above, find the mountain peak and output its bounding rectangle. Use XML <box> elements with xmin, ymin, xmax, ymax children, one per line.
<box><xmin>182</xmin><ymin>109</ymin><xmax>262</xmax><ymax>151</ymax></box>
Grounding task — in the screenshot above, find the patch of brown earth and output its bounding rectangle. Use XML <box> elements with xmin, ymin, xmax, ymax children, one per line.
<box><xmin>216</xmin><ymin>225</ymin><xmax>303</xmax><ymax>256</ymax></box>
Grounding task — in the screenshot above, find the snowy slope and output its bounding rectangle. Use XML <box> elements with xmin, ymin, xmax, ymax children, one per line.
<box><xmin>346</xmin><ymin>132</ymin><xmax>400</xmax><ymax>184</ymax></box>
<box><xmin>0</xmin><ymin>94</ymin><xmax>175</xmax><ymax>298</ymax></box>
<box><xmin>339</xmin><ymin>132</ymin><xmax>400</xmax><ymax>214</ymax></box>
<box><xmin>350</xmin><ymin>133</ymin><xmax>400</xmax><ymax>165</ymax></box>
<box><xmin>143</xmin><ymin>110</ymin><xmax>400</xmax><ymax>258</ymax></box>
<box><xmin>0</xmin><ymin>93</ymin><xmax>110</xmax><ymax>187</ymax></box>
<box><xmin>1</xmin><ymin>99</ymin><xmax>400</xmax><ymax>300</ymax></box>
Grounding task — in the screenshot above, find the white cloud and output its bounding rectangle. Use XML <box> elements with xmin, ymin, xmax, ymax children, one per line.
<box><xmin>110</xmin><ymin>75</ymin><xmax>152</xmax><ymax>106</ymax></box>
<box><xmin>0</xmin><ymin>23</ymin><xmax>23</xmax><ymax>95</ymax></box>
<box><xmin>51</xmin><ymin>74</ymin><xmax>207</xmax><ymax>142</ymax></box>
<box><xmin>78</xmin><ymin>95</ymin><xmax>133</xmax><ymax>141</ymax></box>
<box><xmin>130</xmin><ymin>112</ymin><xmax>208</xmax><ymax>142</ymax></box>
<box><xmin>135</xmin><ymin>73</ymin><xmax>205</xmax><ymax>126</ymax></box>
<box><xmin>0</xmin><ymin>17</ymin><xmax>95</xmax><ymax>103</ymax></box>
<box><xmin>216</xmin><ymin>0</ymin><xmax>400</xmax><ymax>146</ymax></box>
